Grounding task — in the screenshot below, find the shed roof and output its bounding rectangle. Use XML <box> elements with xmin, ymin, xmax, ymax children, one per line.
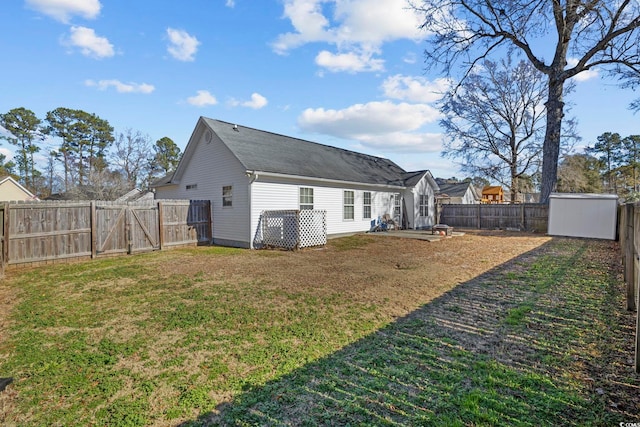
<box><xmin>549</xmin><ymin>192</ymin><xmax>618</xmax><ymax>200</ymax></box>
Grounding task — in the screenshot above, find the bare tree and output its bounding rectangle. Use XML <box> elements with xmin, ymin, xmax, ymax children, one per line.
<box><xmin>111</xmin><ymin>128</ymin><xmax>152</xmax><ymax>189</ymax></box>
<box><xmin>440</xmin><ymin>58</ymin><xmax>577</xmax><ymax>201</ymax></box>
<box><xmin>411</xmin><ymin>0</ymin><xmax>640</xmax><ymax>203</ymax></box>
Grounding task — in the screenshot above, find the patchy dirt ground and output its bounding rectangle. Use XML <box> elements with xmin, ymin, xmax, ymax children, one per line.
<box><xmin>161</xmin><ymin>230</ymin><xmax>553</xmax><ymax>319</ymax></box>
<box><xmin>2</xmin><ymin>229</ymin><xmax>639</xmax><ymax>425</ymax></box>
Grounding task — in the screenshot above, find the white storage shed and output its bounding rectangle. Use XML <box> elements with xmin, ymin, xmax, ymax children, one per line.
<box><xmin>548</xmin><ymin>193</ymin><xmax>618</xmax><ymax>240</ymax></box>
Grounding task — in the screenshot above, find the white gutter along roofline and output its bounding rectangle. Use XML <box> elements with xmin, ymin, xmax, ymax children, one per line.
<box><xmin>245</xmin><ymin>170</ymin><xmax>407</xmax><ymax>190</ymax></box>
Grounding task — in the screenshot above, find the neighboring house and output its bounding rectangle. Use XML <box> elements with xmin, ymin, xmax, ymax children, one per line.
<box><xmin>115</xmin><ymin>188</ymin><xmax>155</xmax><ymax>202</ymax></box>
<box><xmin>482</xmin><ymin>186</ymin><xmax>505</xmax><ymax>204</ymax></box>
<box><xmin>504</xmin><ymin>190</ymin><xmax>540</xmax><ymax>203</ymax></box>
<box><xmin>152</xmin><ymin>117</ymin><xmax>440</xmax><ymax>248</ymax></box>
<box><xmin>0</xmin><ymin>176</ymin><xmax>38</xmax><ymax>201</ymax></box>
<box><xmin>435</xmin><ymin>180</ymin><xmax>480</xmax><ymax>204</ymax></box>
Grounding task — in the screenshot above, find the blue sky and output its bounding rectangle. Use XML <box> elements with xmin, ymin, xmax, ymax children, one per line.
<box><xmin>0</xmin><ymin>0</ymin><xmax>638</xmax><ymax>180</ymax></box>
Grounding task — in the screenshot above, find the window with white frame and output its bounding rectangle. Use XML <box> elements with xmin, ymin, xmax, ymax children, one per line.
<box><xmin>394</xmin><ymin>193</ymin><xmax>401</xmax><ymax>218</ymax></box>
<box><xmin>363</xmin><ymin>191</ymin><xmax>371</xmax><ymax>219</ymax></box>
<box><xmin>343</xmin><ymin>190</ymin><xmax>354</xmax><ymax>220</ymax></box>
<box><xmin>186</xmin><ymin>183</ymin><xmax>197</xmax><ymax>190</ymax></box>
<box><xmin>222</xmin><ymin>185</ymin><xmax>233</xmax><ymax>207</ymax></box>
<box><xmin>419</xmin><ymin>195</ymin><xmax>428</xmax><ymax>217</ymax></box>
<box><xmin>299</xmin><ymin>187</ymin><xmax>314</xmax><ymax>210</ymax></box>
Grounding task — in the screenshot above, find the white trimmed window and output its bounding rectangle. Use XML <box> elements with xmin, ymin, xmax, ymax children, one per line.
<box><xmin>343</xmin><ymin>190</ymin><xmax>354</xmax><ymax>220</ymax></box>
<box><xmin>222</xmin><ymin>185</ymin><xmax>233</xmax><ymax>207</ymax></box>
<box><xmin>363</xmin><ymin>191</ymin><xmax>371</xmax><ymax>219</ymax></box>
<box><xmin>419</xmin><ymin>195</ymin><xmax>428</xmax><ymax>217</ymax></box>
<box><xmin>186</xmin><ymin>184</ymin><xmax>197</xmax><ymax>190</ymax></box>
<box><xmin>300</xmin><ymin>187</ymin><xmax>314</xmax><ymax>210</ymax></box>
<box><xmin>394</xmin><ymin>193</ymin><xmax>401</xmax><ymax>218</ymax></box>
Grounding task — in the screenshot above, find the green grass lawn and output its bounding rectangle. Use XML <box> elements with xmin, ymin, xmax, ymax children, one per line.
<box><xmin>0</xmin><ymin>237</ymin><xmax>637</xmax><ymax>426</ymax></box>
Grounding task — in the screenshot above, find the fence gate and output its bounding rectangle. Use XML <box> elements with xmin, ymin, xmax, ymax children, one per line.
<box><xmin>129</xmin><ymin>204</ymin><xmax>160</xmax><ymax>253</ymax></box>
<box><xmin>96</xmin><ymin>205</ymin><xmax>128</xmax><ymax>255</ymax></box>
<box><xmin>96</xmin><ymin>204</ymin><xmax>161</xmax><ymax>255</ymax></box>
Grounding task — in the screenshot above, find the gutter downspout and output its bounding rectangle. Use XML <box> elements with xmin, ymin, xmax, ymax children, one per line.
<box><xmin>246</xmin><ymin>171</ymin><xmax>259</xmax><ymax>248</ymax></box>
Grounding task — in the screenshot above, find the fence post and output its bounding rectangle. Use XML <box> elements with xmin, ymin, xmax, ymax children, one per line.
<box><xmin>125</xmin><ymin>206</ymin><xmax>132</xmax><ymax>254</ymax></box>
<box><xmin>626</xmin><ymin>204</ymin><xmax>636</xmax><ymax>311</ymax></box>
<box><xmin>636</xmin><ymin>277</ymin><xmax>640</xmax><ymax>373</ymax></box>
<box><xmin>207</xmin><ymin>200</ymin><xmax>213</xmax><ymax>243</ymax></box>
<box><xmin>3</xmin><ymin>203</ymin><xmax>9</xmax><ymax>266</ymax></box>
<box><xmin>477</xmin><ymin>203</ymin><xmax>481</xmax><ymax>229</ymax></box>
<box><xmin>158</xmin><ymin>201</ymin><xmax>164</xmax><ymax>250</ymax></box>
<box><xmin>0</xmin><ymin>204</ymin><xmax>5</xmax><ymax>277</ymax></box>
<box><xmin>90</xmin><ymin>201</ymin><xmax>97</xmax><ymax>258</ymax></box>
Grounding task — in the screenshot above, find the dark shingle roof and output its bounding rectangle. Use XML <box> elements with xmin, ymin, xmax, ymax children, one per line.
<box><xmin>402</xmin><ymin>171</ymin><xmax>430</xmax><ymax>187</ymax></box>
<box><xmin>437</xmin><ymin>182</ymin><xmax>473</xmax><ymax>198</ymax></box>
<box><xmin>204</xmin><ymin>118</ymin><xmax>408</xmax><ymax>186</ymax></box>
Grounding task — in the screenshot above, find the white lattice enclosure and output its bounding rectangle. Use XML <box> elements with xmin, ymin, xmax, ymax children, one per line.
<box><xmin>260</xmin><ymin>210</ymin><xmax>326</xmax><ymax>250</ymax></box>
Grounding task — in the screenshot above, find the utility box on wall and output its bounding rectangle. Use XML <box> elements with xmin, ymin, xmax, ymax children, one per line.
<box><xmin>548</xmin><ymin>193</ymin><xmax>618</xmax><ymax>240</ymax></box>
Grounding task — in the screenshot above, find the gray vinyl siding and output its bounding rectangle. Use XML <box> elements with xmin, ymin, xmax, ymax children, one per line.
<box><xmin>155</xmin><ymin>129</ymin><xmax>251</xmax><ymax>247</ymax></box>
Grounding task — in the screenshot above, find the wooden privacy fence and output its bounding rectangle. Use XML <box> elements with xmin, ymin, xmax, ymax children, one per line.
<box><xmin>618</xmin><ymin>203</ymin><xmax>640</xmax><ymax>373</ymax></box>
<box><xmin>0</xmin><ymin>199</ymin><xmax>211</xmax><ymax>268</ymax></box>
<box><xmin>439</xmin><ymin>203</ymin><xmax>548</xmax><ymax>232</ymax></box>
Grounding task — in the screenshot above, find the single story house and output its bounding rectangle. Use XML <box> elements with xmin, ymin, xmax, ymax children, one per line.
<box><xmin>435</xmin><ymin>180</ymin><xmax>480</xmax><ymax>204</ymax></box>
<box><xmin>152</xmin><ymin>117</ymin><xmax>440</xmax><ymax>248</ymax></box>
<box><xmin>115</xmin><ymin>188</ymin><xmax>155</xmax><ymax>202</ymax></box>
<box><xmin>0</xmin><ymin>176</ymin><xmax>38</xmax><ymax>201</ymax></box>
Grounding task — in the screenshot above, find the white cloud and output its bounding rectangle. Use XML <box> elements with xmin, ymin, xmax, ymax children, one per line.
<box><xmin>298</xmin><ymin>101</ymin><xmax>442</xmax><ymax>152</ymax></box>
<box><xmin>26</xmin><ymin>0</ymin><xmax>101</xmax><ymax>23</ymax></box>
<box><xmin>403</xmin><ymin>52</ymin><xmax>417</xmax><ymax>64</ymax></box>
<box><xmin>315</xmin><ymin>50</ymin><xmax>384</xmax><ymax>73</ymax></box>
<box><xmin>225</xmin><ymin>0</ymin><xmax>235</xmax><ymax>7</ymax></box>
<box><xmin>187</xmin><ymin>90</ymin><xmax>218</xmax><ymax>107</ymax></box>
<box><xmin>166</xmin><ymin>28</ymin><xmax>200</xmax><ymax>62</ymax></box>
<box><xmin>0</xmin><ymin>147</ymin><xmax>14</xmax><ymax>162</ymax></box>
<box><xmin>274</xmin><ymin>0</ymin><xmax>422</xmax><ymax>52</ymax></box>
<box><xmin>230</xmin><ymin>93</ymin><xmax>268</xmax><ymax>109</ymax></box>
<box><xmin>273</xmin><ymin>0</ymin><xmax>423</xmax><ymax>73</ymax></box>
<box><xmin>381</xmin><ymin>75</ymin><xmax>452</xmax><ymax>103</ymax></box>
<box><xmin>567</xmin><ymin>58</ymin><xmax>599</xmax><ymax>82</ymax></box>
<box><xmin>356</xmin><ymin>132</ymin><xmax>444</xmax><ymax>152</ymax></box>
<box><xmin>271</xmin><ymin>0</ymin><xmax>329</xmax><ymax>53</ymax></box>
<box><xmin>331</xmin><ymin>0</ymin><xmax>424</xmax><ymax>44</ymax></box>
<box><xmin>85</xmin><ymin>79</ymin><xmax>155</xmax><ymax>94</ymax></box>
<box><xmin>64</xmin><ymin>26</ymin><xmax>114</xmax><ymax>59</ymax></box>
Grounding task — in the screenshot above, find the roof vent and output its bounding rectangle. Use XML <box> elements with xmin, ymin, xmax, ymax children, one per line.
<box><xmin>233</xmin><ymin>124</ymin><xmax>239</xmax><ymax>131</ymax></box>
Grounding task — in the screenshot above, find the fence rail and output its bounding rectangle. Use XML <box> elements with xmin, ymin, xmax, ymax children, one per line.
<box><xmin>618</xmin><ymin>203</ymin><xmax>640</xmax><ymax>373</ymax></box>
<box><xmin>0</xmin><ymin>199</ymin><xmax>211</xmax><ymax>268</ymax></box>
<box><xmin>439</xmin><ymin>203</ymin><xmax>548</xmax><ymax>232</ymax></box>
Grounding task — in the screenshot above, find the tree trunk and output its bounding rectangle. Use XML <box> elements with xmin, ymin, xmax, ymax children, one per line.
<box><xmin>510</xmin><ymin>165</ymin><xmax>518</xmax><ymax>204</ymax></box>
<box><xmin>540</xmin><ymin>77</ymin><xmax>565</xmax><ymax>204</ymax></box>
